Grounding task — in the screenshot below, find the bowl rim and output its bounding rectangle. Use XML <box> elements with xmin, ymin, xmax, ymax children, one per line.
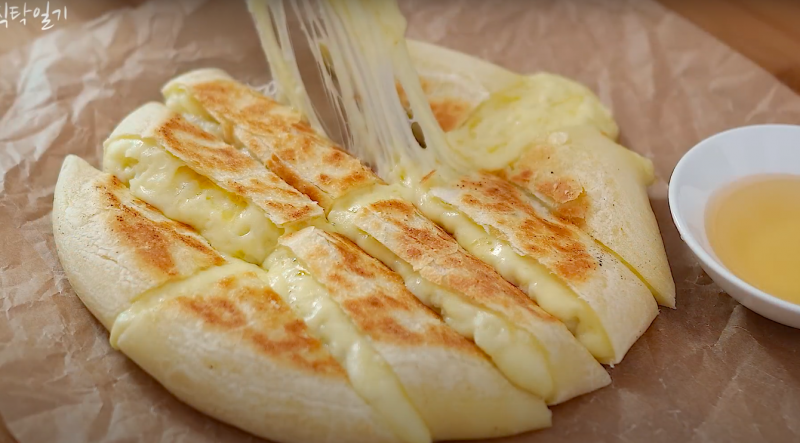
<box><xmin>668</xmin><ymin>123</ymin><xmax>800</xmax><ymax>317</ymax></box>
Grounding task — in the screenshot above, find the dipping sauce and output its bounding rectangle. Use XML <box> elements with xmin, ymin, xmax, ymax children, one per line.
<box><xmin>706</xmin><ymin>174</ymin><xmax>800</xmax><ymax>304</ymax></box>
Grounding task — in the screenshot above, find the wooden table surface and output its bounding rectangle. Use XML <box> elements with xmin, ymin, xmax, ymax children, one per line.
<box><xmin>658</xmin><ymin>0</ymin><xmax>800</xmax><ymax>93</ymax></box>
<box><xmin>0</xmin><ymin>0</ymin><xmax>799</xmax><ymax>441</ymax></box>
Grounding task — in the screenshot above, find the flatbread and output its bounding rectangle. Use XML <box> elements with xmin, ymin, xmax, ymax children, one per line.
<box><xmin>428</xmin><ymin>173</ymin><xmax>659</xmax><ymax>363</ymax></box>
<box><xmin>163</xmin><ymin>70</ymin><xmax>380</xmax><ymax>209</ymax></box>
<box><xmin>106</xmin><ymin>102</ymin><xmax>323</xmax><ymax>227</ymax></box>
<box><xmin>347</xmin><ymin>194</ymin><xmax>611</xmax><ymax>402</ymax></box>
<box><xmin>406</xmin><ymin>40</ymin><xmax>675</xmax><ymax>307</ymax></box>
<box><xmin>505</xmin><ymin>126</ymin><xmax>675</xmax><ymax>306</ymax></box>
<box><xmin>52</xmin><ymin>156</ymin><xmax>402</xmax><ymax>443</ymax></box>
<box><xmin>278</xmin><ymin>227</ymin><xmax>552</xmax><ymax>440</ymax></box>
<box><xmin>52</xmin><ymin>155</ymin><xmax>226</xmax><ymax>329</ymax></box>
<box><xmin>159</xmin><ymin>71</ymin><xmax>611</xmax><ymax>396</ymax></box>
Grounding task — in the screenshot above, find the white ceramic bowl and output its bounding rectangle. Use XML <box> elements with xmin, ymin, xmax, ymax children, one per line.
<box><xmin>669</xmin><ymin>124</ymin><xmax>800</xmax><ymax>328</ymax></box>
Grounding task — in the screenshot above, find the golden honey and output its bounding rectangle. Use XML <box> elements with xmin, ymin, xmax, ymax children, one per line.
<box><xmin>706</xmin><ymin>174</ymin><xmax>800</xmax><ymax>304</ymax></box>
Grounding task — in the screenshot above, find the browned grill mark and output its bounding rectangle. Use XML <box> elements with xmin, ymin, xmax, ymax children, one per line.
<box><xmin>414</xmin><ymin>242</ymin><xmax>560</xmax><ymax>325</ymax></box>
<box><xmin>326</xmin><ymin>233</ymin><xmax>379</xmax><ymax>279</ymax></box>
<box><xmin>534</xmin><ymin>179</ymin><xmax>583</xmax><ymax>205</ymax></box>
<box><xmin>178</xmin><ymin>295</ymin><xmax>247</xmax><ymax>328</ymax></box>
<box><xmin>100</xmin><ymin>176</ymin><xmax>225</xmax><ymax>277</ymax></box>
<box><xmin>158</xmin><ymin>115</ymin><xmax>250</xmax><ymax>172</ymax></box>
<box><xmin>430</xmin><ymin>99</ymin><xmax>472</xmax><ymax>132</ymax></box>
<box><xmin>507</xmin><ymin>144</ymin><xmax>590</xmax><ymax>224</ymax></box>
<box><xmin>396</xmin><ymin>80</ymin><xmax>473</xmax><ymax>132</ymax></box>
<box><xmin>152</xmin><ymin>110</ymin><xmax>321</xmax><ymax>225</ymax></box>
<box><xmin>285</xmin><ymin>229</ymin><xmax>480</xmax><ymax>354</ymax></box>
<box><xmin>265</xmin><ymin>156</ymin><xmax>330</xmax><ymax>208</ymax></box>
<box><xmin>173</xmin><ymin>273</ymin><xmax>345</xmax><ymax>377</ymax></box>
<box><xmin>188</xmin><ymin>79</ymin><xmax>378</xmax><ymax>202</ymax></box>
<box><xmin>454</xmin><ymin>174</ymin><xmax>596</xmax><ymax>282</ymax></box>
<box><xmin>365</xmin><ymin>199</ymin><xmax>456</xmax><ymax>260</ymax></box>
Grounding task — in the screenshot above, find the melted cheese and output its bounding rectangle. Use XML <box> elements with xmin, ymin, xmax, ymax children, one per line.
<box><xmin>414</xmin><ymin>191</ymin><xmax>614</xmax><ymax>363</ymax></box>
<box><xmin>247</xmin><ymin>0</ymin><xmax>616</xmax><ymax>362</ymax></box>
<box><xmin>163</xmin><ymin>91</ymin><xmax>228</xmax><ymax>141</ymax></box>
<box><xmin>328</xmin><ymin>185</ymin><xmax>555</xmax><ymax>400</ymax></box>
<box><xmin>164</xmin><ymin>88</ymin><xmax>275</xmax><ymax>160</ymax></box>
<box><xmin>246</xmin><ymin>0</ymin><xmax>326</xmax><ymax>135</ymax></box>
<box><xmin>104</xmin><ymin>138</ymin><xmax>280</xmax><ymax>264</ymax></box>
<box><xmin>249</xmin><ymin>0</ymin><xmax>462</xmax><ymax>185</ymax></box>
<box><xmin>265</xmin><ymin>248</ymin><xmax>430</xmax><ymax>443</ymax></box>
<box><xmin>446</xmin><ymin>74</ymin><xmax>619</xmax><ymax>171</ymax></box>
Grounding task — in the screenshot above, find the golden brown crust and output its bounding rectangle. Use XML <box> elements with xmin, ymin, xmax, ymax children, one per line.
<box><xmin>171</xmin><ymin>269</ymin><xmax>345</xmax><ymax>377</ymax></box>
<box><xmin>365</xmin><ymin>199</ymin><xmax>458</xmax><ymax>263</ymax></box>
<box><xmin>348</xmin><ymin>193</ymin><xmax>615</xmax><ymax>400</ymax></box>
<box><xmin>356</xmin><ymin>197</ymin><xmax>558</xmax><ymax>324</ymax></box>
<box><xmin>53</xmin><ymin>155</ymin><xmax>231</xmax><ymax>329</ymax></box>
<box><xmin>430</xmin><ymin>99</ymin><xmax>472</xmax><ymax>133</ymax></box>
<box><xmin>158</xmin><ymin>114</ymin><xmax>250</xmax><ymax>171</ymax></box>
<box><xmin>423</xmin><ymin>249</ymin><xmax>558</xmax><ymax>323</ymax></box>
<box><xmin>396</xmin><ymin>80</ymin><xmax>473</xmax><ymax>132</ymax></box>
<box><xmin>54</xmin><ymin>157</ymin><xmax>404</xmax><ymax>443</ymax></box>
<box><xmin>150</xmin><ymin>110</ymin><xmax>323</xmax><ymax>224</ymax></box>
<box><xmin>260</xmin><ymin>150</ymin><xmax>335</xmax><ymax>208</ymax></box>
<box><xmin>445</xmin><ymin>174</ymin><xmax>596</xmax><ymax>282</ymax></box>
<box><xmin>534</xmin><ymin>179</ymin><xmax>583</xmax><ymax>206</ymax></box>
<box><xmin>184</xmin><ymin>79</ymin><xmax>379</xmax><ymax>208</ymax></box>
<box><xmin>503</xmin><ymin>127</ymin><xmax>675</xmax><ymax>306</ymax></box>
<box><xmin>100</xmin><ymin>174</ymin><xmax>226</xmax><ymax>278</ymax></box>
<box><xmin>280</xmin><ymin>228</ymin><xmax>480</xmax><ymax>355</ymax></box>
<box><xmin>505</xmin><ymin>143</ymin><xmax>589</xmax><ymax>223</ymax></box>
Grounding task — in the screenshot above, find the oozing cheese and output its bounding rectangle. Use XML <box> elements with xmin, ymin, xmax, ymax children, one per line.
<box><xmin>414</xmin><ymin>191</ymin><xmax>614</xmax><ymax>363</ymax></box>
<box><xmin>446</xmin><ymin>74</ymin><xmax>619</xmax><ymax>171</ymax></box>
<box><xmin>328</xmin><ymin>185</ymin><xmax>555</xmax><ymax>400</ymax></box>
<box><xmin>246</xmin><ymin>0</ymin><xmax>326</xmax><ymax>134</ymax></box>
<box><xmin>104</xmin><ymin>138</ymin><xmax>280</xmax><ymax>264</ymax></box>
<box><xmin>248</xmin><ymin>0</ymin><xmax>615</xmax><ymax>362</ymax></box>
<box><xmin>265</xmin><ymin>248</ymin><xmax>431</xmax><ymax>443</ymax></box>
<box><xmin>164</xmin><ymin>88</ymin><xmax>272</xmax><ymax>159</ymax></box>
<box><xmin>163</xmin><ymin>91</ymin><xmax>228</xmax><ymax>141</ymax></box>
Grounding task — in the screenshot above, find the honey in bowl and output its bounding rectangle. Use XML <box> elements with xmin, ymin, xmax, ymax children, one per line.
<box><xmin>706</xmin><ymin>174</ymin><xmax>800</xmax><ymax>305</ymax></box>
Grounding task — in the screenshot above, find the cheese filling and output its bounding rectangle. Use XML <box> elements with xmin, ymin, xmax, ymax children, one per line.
<box><xmin>265</xmin><ymin>248</ymin><xmax>431</xmax><ymax>443</ymax></box>
<box><xmin>445</xmin><ymin>74</ymin><xmax>619</xmax><ymax>171</ymax></box>
<box><xmin>328</xmin><ymin>186</ymin><xmax>555</xmax><ymax>400</ymax></box>
<box><xmin>164</xmin><ymin>89</ymin><xmax>267</xmax><ymax>161</ymax></box>
<box><xmin>163</xmin><ymin>91</ymin><xmax>229</xmax><ymax>141</ymax></box>
<box><xmin>246</xmin><ymin>0</ymin><xmax>327</xmax><ymax>134</ymax></box>
<box><xmin>414</xmin><ymin>191</ymin><xmax>614</xmax><ymax>363</ymax></box>
<box><xmin>104</xmin><ymin>138</ymin><xmax>280</xmax><ymax>264</ymax></box>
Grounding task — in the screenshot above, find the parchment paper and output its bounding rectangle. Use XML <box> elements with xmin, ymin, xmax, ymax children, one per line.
<box><xmin>1</xmin><ymin>1</ymin><xmax>799</xmax><ymax>442</ymax></box>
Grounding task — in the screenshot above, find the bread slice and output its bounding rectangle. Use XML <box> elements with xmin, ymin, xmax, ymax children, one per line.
<box><xmin>163</xmin><ymin>69</ymin><xmax>380</xmax><ymax>209</ymax></box>
<box><xmin>505</xmin><ymin>126</ymin><xmax>675</xmax><ymax>307</ymax></box>
<box><xmin>52</xmin><ymin>155</ymin><xmax>226</xmax><ymax>329</ymax></box>
<box><xmin>406</xmin><ymin>40</ymin><xmax>675</xmax><ymax>307</ymax></box>
<box><xmin>418</xmin><ymin>172</ymin><xmax>658</xmax><ymax>364</ymax></box>
<box><xmin>103</xmin><ymin>102</ymin><xmax>323</xmax><ymax>264</ymax></box>
<box><xmin>329</xmin><ymin>186</ymin><xmax>611</xmax><ymax>403</ymax></box>
<box><xmin>160</xmin><ymin>70</ymin><xmax>610</xmax><ymax>401</ymax></box>
<box><xmin>52</xmin><ymin>156</ymin><xmax>404</xmax><ymax>443</ymax></box>
<box><xmin>270</xmin><ymin>227</ymin><xmax>552</xmax><ymax>440</ymax></box>
<box><xmin>111</xmin><ymin>261</ymin><xmax>404</xmax><ymax>443</ymax></box>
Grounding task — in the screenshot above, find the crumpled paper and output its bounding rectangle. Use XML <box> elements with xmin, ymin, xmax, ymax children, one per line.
<box><xmin>1</xmin><ymin>0</ymin><xmax>800</xmax><ymax>442</ymax></box>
